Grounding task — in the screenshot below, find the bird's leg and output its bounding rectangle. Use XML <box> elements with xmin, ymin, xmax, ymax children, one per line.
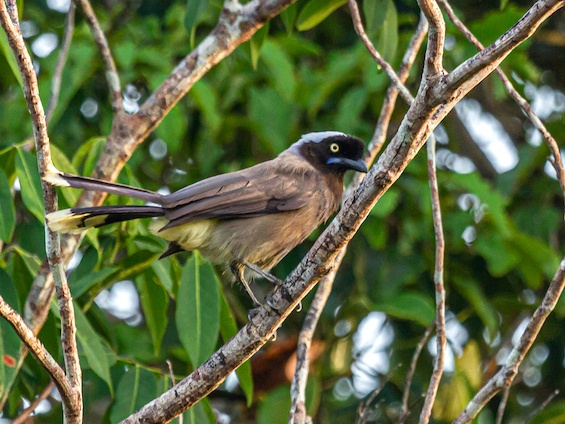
<box><xmin>230</xmin><ymin>261</ymin><xmax>263</xmax><ymax>307</ymax></box>
<box><xmin>243</xmin><ymin>261</ymin><xmax>284</xmax><ymax>286</ymax></box>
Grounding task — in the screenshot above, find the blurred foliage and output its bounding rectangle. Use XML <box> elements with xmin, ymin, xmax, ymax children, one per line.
<box><xmin>0</xmin><ymin>0</ymin><xmax>565</xmax><ymax>423</ymax></box>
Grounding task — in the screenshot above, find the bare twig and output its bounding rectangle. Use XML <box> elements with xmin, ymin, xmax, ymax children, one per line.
<box><xmin>13</xmin><ymin>380</ymin><xmax>56</xmax><ymax>424</ymax></box>
<box><xmin>417</xmin><ymin>0</ymin><xmax>446</xmax><ymax>78</ymax></box>
<box><xmin>357</xmin><ymin>364</ymin><xmax>401</xmax><ymax>424</ymax></box>
<box><xmin>419</xmin><ymin>119</ymin><xmax>447</xmax><ymax>424</ymax></box>
<box><xmin>289</xmin><ymin>254</ymin><xmax>342</xmax><ymax>424</ymax></box>
<box><xmin>73</xmin><ymin>0</ymin><xmax>122</xmax><ymax>112</ymax></box>
<box><xmin>347</xmin><ymin>0</ymin><xmax>413</xmax><ymax>104</ymax></box>
<box><xmin>437</xmin><ymin>0</ymin><xmax>565</xmax><ymax>210</ymax></box>
<box><xmin>290</xmin><ymin>12</ymin><xmax>429</xmax><ymax>422</ymax></box>
<box><xmin>0</xmin><ymin>296</ymin><xmax>75</xmax><ymax>410</ymax></box>
<box><xmin>166</xmin><ymin>360</ymin><xmax>182</xmax><ymax>424</ymax></box>
<box><xmin>0</xmin><ymin>1</ymin><xmax>82</xmax><ymax>422</ymax></box>
<box><xmin>399</xmin><ymin>325</ymin><xmax>434</xmax><ymax>424</ymax></box>
<box><xmin>46</xmin><ymin>5</ymin><xmax>76</xmax><ymax>123</ymax></box>
<box><xmin>454</xmin><ymin>258</ymin><xmax>565</xmax><ymax>423</ymax></box>
<box><xmin>495</xmin><ymin>386</ymin><xmax>511</xmax><ymax>424</ymax></box>
<box><xmin>526</xmin><ymin>389</ymin><xmax>560</xmax><ymax>423</ymax></box>
<box><xmin>120</xmin><ymin>2</ymin><xmax>562</xmax><ymax>422</ymax></box>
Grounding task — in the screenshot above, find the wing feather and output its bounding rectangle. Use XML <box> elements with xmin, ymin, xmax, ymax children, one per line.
<box><xmin>160</xmin><ymin>160</ymin><xmax>318</xmax><ymax>230</ymax></box>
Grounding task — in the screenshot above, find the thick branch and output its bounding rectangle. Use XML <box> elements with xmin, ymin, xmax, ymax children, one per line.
<box><xmin>290</xmin><ymin>12</ymin><xmax>429</xmax><ymax>422</ymax></box>
<box><xmin>121</xmin><ymin>2</ymin><xmax>560</xmax><ymax>421</ymax></box>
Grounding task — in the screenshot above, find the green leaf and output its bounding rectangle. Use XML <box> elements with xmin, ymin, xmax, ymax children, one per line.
<box><xmin>176</xmin><ymin>252</ymin><xmax>220</xmax><ymax>367</ymax></box>
<box><xmin>50</xmin><ymin>144</ymin><xmax>78</xmax><ymax>207</ymax></box>
<box><xmin>370</xmin><ymin>188</ymin><xmax>400</xmax><ymax>218</ymax></box>
<box><xmin>219</xmin><ymin>291</ymin><xmax>253</xmax><ymax>405</ymax></box>
<box><xmin>137</xmin><ymin>272</ymin><xmax>169</xmax><ymax>356</ymax></box>
<box><xmin>530</xmin><ymin>401</ymin><xmax>565</xmax><ymax>424</ymax></box>
<box><xmin>373</xmin><ymin>292</ymin><xmax>435</xmax><ymax>326</ymax></box>
<box><xmin>280</xmin><ymin>3</ymin><xmax>298</xmax><ymax>34</ymax></box>
<box><xmin>453</xmin><ymin>276</ymin><xmax>498</xmax><ymax>337</ymax></box>
<box><xmin>261</xmin><ymin>40</ymin><xmax>296</xmax><ymax>103</ymax></box>
<box><xmin>250</xmin><ymin>22</ymin><xmax>270</xmax><ymax>70</ymax></box>
<box><xmin>297</xmin><ymin>0</ymin><xmax>347</xmax><ymax>31</ymax></box>
<box><xmin>152</xmin><ymin>259</ymin><xmax>177</xmax><ymax>299</ymax></box>
<box><xmin>74</xmin><ymin>305</ymin><xmax>114</xmax><ymax>395</ymax></box>
<box><xmin>249</xmin><ymin>87</ymin><xmax>295</xmax><ymax>154</ymax></box>
<box><xmin>182</xmin><ymin>398</ymin><xmax>215</xmax><ymax>424</ymax></box>
<box><xmin>0</xmin><ymin>270</ymin><xmax>22</xmax><ymax>402</ymax></box>
<box><xmin>377</xmin><ymin>0</ymin><xmax>398</xmax><ymax>62</ymax></box>
<box><xmin>257</xmin><ymin>379</ymin><xmax>321</xmax><ymax>424</ymax></box>
<box><xmin>71</xmin><ymin>267</ymin><xmax>118</xmax><ymax>299</ymax></box>
<box><xmin>0</xmin><ymin>29</ymin><xmax>23</xmax><ymax>88</ymax></box>
<box><xmin>185</xmin><ymin>0</ymin><xmax>208</xmax><ymax>48</ymax></box>
<box><xmin>190</xmin><ymin>81</ymin><xmax>220</xmax><ymax>134</ymax></box>
<box><xmin>110</xmin><ymin>367</ymin><xmax>157</xmax><ymax>423</ymax></box>
<box><xmin>155</xmin><ymin>104</ymin><xmax>188</xmax><ymax>154</ymax></box>
<box><xmin>15</xmin><ymin>148</ymin><xmax>44</xmax><ymax>222</ymax></box>
<box><xmin>0</xmin><ymin>168</ymin><xmax>15</xmax><ymax>242</ymax></box>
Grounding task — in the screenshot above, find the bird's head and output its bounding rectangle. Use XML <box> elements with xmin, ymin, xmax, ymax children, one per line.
<box><xmin>289</xmin><ymin>131</ymin><xmax>368</xmax><ymax>174</ymax></box>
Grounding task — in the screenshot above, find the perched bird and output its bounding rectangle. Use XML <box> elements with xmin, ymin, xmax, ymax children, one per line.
<box><xmin>45</xmin><ymin>131</ymin><xmax>367</xmax><ymax>305</ymax></box>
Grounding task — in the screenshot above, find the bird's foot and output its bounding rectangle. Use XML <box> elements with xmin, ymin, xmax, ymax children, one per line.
<box><xmin>243</xmin><ymin>261</ymin><xmax>284</xmax><ymax>286</ymax></box>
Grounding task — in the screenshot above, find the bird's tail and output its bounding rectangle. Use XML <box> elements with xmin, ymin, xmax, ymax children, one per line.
<box><xmin>44</xmin><ymin>166</ymin><xmax>165</xmax><ymax>233</ymax></box>
<box><xmin>43</xmin><ymin>166</ymin><xmax>161</xmax><ymax>204</ymax></box>
<box><xmin>46</xmin><ymin>205</ymin><xmax>166</xmax><ymax>233</ymax></box>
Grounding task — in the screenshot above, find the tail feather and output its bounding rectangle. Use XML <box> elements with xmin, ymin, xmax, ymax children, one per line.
<box><xmin>44</xmin><ymin>166</ymin><xmax>161</xmax><ymax>204</ymax></box>
<box><xmin>46</xmin><ymin>206</ymin><xmax>165</xmax><ymax>233</ymax></box>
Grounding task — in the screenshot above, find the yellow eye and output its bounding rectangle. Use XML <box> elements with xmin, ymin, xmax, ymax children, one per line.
<box><xmin>330</xmin><ymin>143</ymin><xmax>339</xmax><ymax>153</ymax></box>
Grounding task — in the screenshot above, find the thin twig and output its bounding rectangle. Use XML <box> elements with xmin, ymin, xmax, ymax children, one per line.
<box><xmin>0</xmin><ymin>296</ymin><xmax>74</xmax><ymax>408</ymax></box>
<box><xmin>418</xmin><ymin>118</ymin><xmax>447</xmax><ymax>424</ymax></box>
<box><xmin>526</xmin><ymin>389</ymin><xmax>560</xmax><ymax>423</ymax></box>
<box><xmin>454</xmin><ymin>258</ymin><xmax>565</xmax><ymax>423</ymax></box>
<box><xmin>437</xmin><ymin>0</ymin><xmax>565</xmax><ymax>212</ymax></box>
<box><xmin>46</xmin><ymin>5</ymin><xmax>76</xmax><ymax>123</ymax></box>
<box><xmin>357</xmin><ymin>364</ymin><xmax>402</xmax><ymax>424</ymax></box>
<box><xmin>416</xmin><ymin>0</ymin><xmax>446</xmax><ymax>79</ymax></box>
<box><xmin>289</xmin><ymin>256</ymin><xmax>341</xmax><ymax>424</ymax></box>
<box><xmin>166</xmin><ymin>360</ymin><xmax>182</xmax><ymax>424</ymax></box>
<box><xmin>13</xmin><ymin>380</ymin><xmax>56</xmax><ymax>424</ymax></box>
<box><xmin>399</xmin><ymin>324</ymin><xmax>434</xmax><ymax>424</ymax></box>
<box><xmin>347</xmin><ymin>0</ymin><xmax>414</xmax><ymax>104</ymax></box>
<box><xmin>0</xmin><ymin>1</ymin><xmax>82</xmax><ymax>422</ymax></box>
<box><xmin>122</xmin><ymin>2</ymin><xmax>562</xmax><ymax>421</ymax></box>
<box><xmin>73</xmin><ymin>0</ymin><xmax>123</xmax><ymax>112</ymax></box>
<box><xmin>290</xmin><ymin>12</ymin><xmax>429</xmax><ymax>422</ymax></box>
<box><xmin>495</xmin><ymin>386</ymin><xmax>511</xmax><ymax>424</ymax></box>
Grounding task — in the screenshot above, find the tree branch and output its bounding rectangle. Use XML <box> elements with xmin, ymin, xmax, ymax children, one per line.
<box><xmin>437</xmin><ymin>0</ymin><xmax>565</xmax><ymax>209</ymax></box>
<box><xmin>289</xmin><ymin>11</ymin><xmax>429</xmax><ymax>422</ymax></box>
<box><xmin>46</xmin><ymin>4</ymin><xmax>76</xmax><ymax>123</ymax></box>
<box><xmin>120</xmin><ymin>2</ymin><xmax>561</xmax><ymax>421</ymax></box>
<box><xmin>418</xmin><ymin>127</ymin><xmax>446</xmax><ymax>424</ymax></box>
<box><xmin>454</xmin><ymin>258</ymin><xmax>565</xmax><ymax>423</ymax></box>
<box><xmin>73</xmin><ymin>0</ymin><xmax>122</xmax><ymax>112</ymax></box>
<box><xmin>0</xmin><ymin>1</ymin><xmax>82</xmax><ymax>422</ymax></box>
<box><xmin>0</xmin><ymin>296</ymin><xmax>75</xmax><ymax>413</ymax></box>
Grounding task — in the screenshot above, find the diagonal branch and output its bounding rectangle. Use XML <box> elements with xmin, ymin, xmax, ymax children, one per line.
<box><xmin>289</xmin><ymin>10</ymin><xmax>429</xmax><ymax>422</ymax></box>
<box><xmin>454</xmin><ymin>258</ymin><xmax>565</xmax><ymax>423</ymax></box>
<box><xmin>437</xmin><ymin>0</ymin><xmax>565</xmax><ymax>209</ymax></box>
<box><xmin>0</xmin><ymin>296</ymin><xmax>75</xmax><ymax>412</ymax></box>
<box><xmin>73</xmin><ymin>0</ymin><xmax>122</xmax><ymax>112</ymax></box>
<box><xmin>120</xmin><ymin>2</ymin><xmax>562</xmax><ymax>421</ymax></box>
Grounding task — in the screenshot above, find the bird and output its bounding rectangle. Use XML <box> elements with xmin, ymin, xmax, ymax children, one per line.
<box><xmin>44</xmin><ymin>131</ymin><xmax>368</xmax><ymax>306</ymax></box>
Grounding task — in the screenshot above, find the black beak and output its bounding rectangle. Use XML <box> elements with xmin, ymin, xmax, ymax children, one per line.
<box><xmin>326</xmin><ymin>157</ymin><xmax>368</xmax><ymax>173</ymax></box>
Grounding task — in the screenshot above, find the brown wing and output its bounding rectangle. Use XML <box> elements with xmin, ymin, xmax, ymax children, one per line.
<box><xmin>159</xmin><ymin>160</ymin><xmax>318</xmax><ymax>230</ymax></box>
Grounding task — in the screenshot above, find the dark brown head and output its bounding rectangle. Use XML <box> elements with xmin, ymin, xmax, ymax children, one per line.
<box><xmin>288</xmin><ymin>131</ymin><xmax>368</xmax><ymax>174</ymax></box>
